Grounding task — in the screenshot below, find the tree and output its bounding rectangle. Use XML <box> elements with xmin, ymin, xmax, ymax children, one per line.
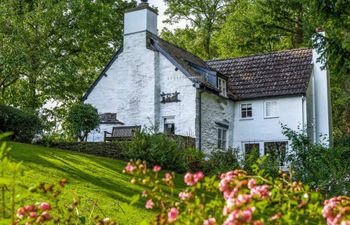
<box><xmin>163</xmin><ymin>0</ymin><xmax>231</xmax><ymax>59</ymax></box>
<box><xmin>0</xmin><ymin>0</ymin><xmax>132</xmax><ymax>110</ymax></box>
<box><xmin>66</xmin><ymin>103</ymin><xmax>100</xmax><ymax>142</ymax></box>
<box><xmin>214</xmin><ymin>0</ymin><xmax>316</xmax><ymax>58</ymax></box>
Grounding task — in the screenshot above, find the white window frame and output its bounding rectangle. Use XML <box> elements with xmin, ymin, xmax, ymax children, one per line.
<box><xmin>217</xmin><ymin>128</ymin><xmax>227</xmax><ymax>149</ymax></box>
<box><xmin>218</xmin><ymin>77</ymin><xmax>227</xmax><ymax>97</ymax></box>
<box><xmin>242</xmin><ymin>141</ymin><xmax>289</xmax><ymax>171</ymax></box>
<box><xmin>240</xmin><ymin>103</ymin><xmax>253</xmax><ymax>119</ymax></box>
<box><xmin>264</xmin><ymin>100</ymin><xmax>278</xmax><ymax>118</ymax></box>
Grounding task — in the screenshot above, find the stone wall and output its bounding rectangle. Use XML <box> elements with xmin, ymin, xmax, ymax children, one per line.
<box><xmin>51</xmin><ymin>142</ymin><xmax>126</xmax><ymax>160</ymax></box>
<box><xmin>198</xmin><ymin>91</ymin><xmax>235</xmax><ymax>153</ymax></box>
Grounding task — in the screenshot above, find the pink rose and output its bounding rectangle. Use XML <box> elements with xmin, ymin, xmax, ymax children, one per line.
<box><xmin>168</xmin><ymin>207</ymin><xmax>179</xmax><ymax>223</ymax></box>
<box><xmin>142</xmin><ymin>190</ymin><xmax>148</xmax><ymax>197</ymax></box>
<box><xmin>41</xmin><ymin>211</ymin><xmax>52</xmax><ymax>220</ymax></box>
<box><xmin>39</xmin><ymin>202</ymin><xmax>51</xmax><ymax>211</ymax></box>
<box><xmin>241</xmin><ymin>209</ymin><xmax>253</xmax><ymax>222</ymax></box>
<box><xmin>194</xmin><ymin>171</ymin><xmax>204</xmax><ymax>182</ymax></box>
<box><xmin>124</xmin><ymin>163</ymin><xmax>135</xmax><ymax>173</ymax></box>
<box><xmin>145</xmin><ymin>199</ymin><xmax>154</xmax><ymax>209</ymax></box>
<box><xmin>248</xmin><ymin>179</ymin><xmax>256</xmax><ymax>189</ymax></box>
<box><xmin>153</xmin><ymin>165</ymin><xmax>161</xmax><ymax>172</ymax></box>
<box><xmin>16</xmin><ymin>207</ymin><xmax>25</xmax><ymax>218</ymax></box>
<box><xmin>24</xmin><ymin>205</ymin><xmax>35</xmax><ymax>212</ymax></box>
<box><xmin>184</xmin><ymin>173</ymin><xmax>195</xmax><ymax>186</ymax></box>
<box><xmin>29</xmin><ymin>212</ymin><xmax>37</xmax><ymax>218</ymax></box>
<box><xmin>203</xmin><ymin>217</ymin><xmax>216</xmax><ymax>225</ymax></box>
<box><xmin>179</xmin><ymin>191</ymin><xmax>192</xmax><ymax>200</ymax></box>
<box><xmin>165</xmin><ymin>173</ymin><xmax>173</xmax><ymax>182</ymax></box>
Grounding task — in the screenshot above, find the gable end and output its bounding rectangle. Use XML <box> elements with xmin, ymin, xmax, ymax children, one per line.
<box><xmin>82</xmin><ymin>47</ymin><xmax>124</xmax><ymax>101</ymax></box>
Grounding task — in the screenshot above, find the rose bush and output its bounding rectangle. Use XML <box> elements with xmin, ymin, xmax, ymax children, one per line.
<box><xmin>124</xmin><ymin>160</ymin><xmax>350</xmax><ymax>225</ymax></box>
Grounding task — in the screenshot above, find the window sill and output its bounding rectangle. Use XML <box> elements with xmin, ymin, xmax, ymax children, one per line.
<box><xmin>239</xmin><ymin>118</ymin><xmax>254</xmax><ymax>121</ymax></box>
<box><xmin>264</xmin><ymin>116</ymin><xmax>279</xmax><ymax>119</ymax></box>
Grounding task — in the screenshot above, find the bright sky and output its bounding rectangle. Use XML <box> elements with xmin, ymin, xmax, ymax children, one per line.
<box><xmin>128</xmin><ymin>0</ymin><xmax>188</xmax><ymax>31</ymax></box>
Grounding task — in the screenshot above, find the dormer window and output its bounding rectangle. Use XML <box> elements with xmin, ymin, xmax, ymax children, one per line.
<box><xmin>218</xmin><ymin>77</ymin><xmax>227</xmax><ymax>97</ymax></box>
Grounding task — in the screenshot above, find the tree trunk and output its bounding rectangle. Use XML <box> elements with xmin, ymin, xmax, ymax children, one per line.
<box><xmin>293</xmin><ymin>10</ymin><xmax>304</xmax><ymax>48</ymax></box>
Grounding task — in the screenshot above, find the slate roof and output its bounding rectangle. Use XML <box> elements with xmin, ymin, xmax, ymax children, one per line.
<box><xmin>83</xmin><ymin>33</ymin><xmax>313</xmax><ymax>101</ymax></box>
<box><xmin>147</xmin><ymin>32</ymin><xmax>225</xmax><ymax>94</ymax></box>
<box><xmin>207</xmin><ymin>49</ymin><xmax>313</xmax><ymax>100</ymax></box>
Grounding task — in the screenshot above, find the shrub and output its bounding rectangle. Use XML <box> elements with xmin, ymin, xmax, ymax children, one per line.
<box><xmin>282</xmin><ymin>126</ymin><xmax>350</xmax><ymax>196</ymax></box>
<box><xmin>0</xmin><ymin>105</ymin><xmax>42</xmax><ymax>142</ymax></box>
<box><xmin>181</xmin><ymin>147</ymin><xmax>206</xmax><ymax>172</ymax></box>
<box><xmin>123</xmin><ymin>132</ymin><xmax>204</xmax><ymax>173</ymax></box>
<box><xmin>124</xmin><ymin>160</ymin><xmax>350</xmax><ymax>225</ymax></box>
<box><xmin>204</xmin><ymin>149</ymin><xmax>240</xmax><ymax>175</ymax></box>
<box><xmin>65</xmin><ymin>103</ymin><xmax>100</xmax><ymax>142</ymax></box>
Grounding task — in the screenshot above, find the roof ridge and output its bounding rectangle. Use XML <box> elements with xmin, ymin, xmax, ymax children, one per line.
<box><xmin>207</xmin><ymin>48</ymin><xmax>311</xmax><ymax>63</ymax></box>
<box><xmin>152</xmin><ymin>33</ymin><xmax>209</xmax><ymax>66</ymax></box>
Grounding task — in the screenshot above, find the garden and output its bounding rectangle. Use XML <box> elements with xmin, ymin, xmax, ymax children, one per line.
<box><xmin>1</xmin><ymin>0</ymin><xmax>350</xmax><ymax>224</ymax></box>
<box><xmin>0</xmin><ymin>103</ymin><xmax>349</xmax><ymax>224</ymax></box>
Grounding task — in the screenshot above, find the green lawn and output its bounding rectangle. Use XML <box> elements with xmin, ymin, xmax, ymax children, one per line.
<box><xmin>7</xmin><ymin>142</ymin><xmax>183</xmax><ymax>225</ymax></box>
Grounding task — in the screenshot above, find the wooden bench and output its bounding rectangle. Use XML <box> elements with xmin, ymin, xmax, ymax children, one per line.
<box><xmin>104</xmin><ymin>126</ymin><xmax>141</xmax><ymax>142</ymax></box>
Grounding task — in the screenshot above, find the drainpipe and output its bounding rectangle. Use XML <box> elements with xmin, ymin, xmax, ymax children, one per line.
<box><xmin>195</xmin><ymin>83</ymin><xmax>204</xmax><ymax>151</ymax></box>
<box><xmin>301</xmin><ymin>96</ymin><xmax>306</xmax><ymax>135</ymax></box>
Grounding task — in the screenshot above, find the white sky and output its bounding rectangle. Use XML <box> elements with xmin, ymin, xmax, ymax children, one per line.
<box><xmin>128</xmin><ymin>0</ymin><xmax>188</xmax><ymax>31</ymax></box>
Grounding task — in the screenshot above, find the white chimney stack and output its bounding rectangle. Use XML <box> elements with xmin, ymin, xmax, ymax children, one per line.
<box><xmin>124</xmin><ymin>1</ymin><xmax>158</xmax><ymax>36</ymax></box>
<box><xmin>312</xmin><ymin>30</ymin><xmax>332</xmax><ymax>146</ymax></box>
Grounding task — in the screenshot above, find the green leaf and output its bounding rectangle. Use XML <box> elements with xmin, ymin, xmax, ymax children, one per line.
<box><xmin>0</xmin><ymin>177</ymin><xmax>11</xmax><ymax>185</ymax></box>
<box><xmin>130</xmin><ymin>194</ymin><xmax>140</xmax><ymax>205</ymax></box>
<box><xmin>139</xmin><ymin>220</ymin><xmax>149</xmax><ymax>225</ymax></box>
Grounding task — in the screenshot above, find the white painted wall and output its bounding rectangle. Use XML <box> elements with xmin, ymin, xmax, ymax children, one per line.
<box><xmin>85</xmin><ymin>32</ymin><xmax>157</xmax><ymax>142</ymax></box>
<box><xmin>199</xmin><ymin>92</ymin><xmax>234</xmax><ymax>153</ymax></box>
<box><xmin>158</xmin><ymin>54</ymin><xmax>197</xmax><ymax>137</ymax></box>
<box><xmin>232</xmin><ymin>97</ymin><xmax>304</xmax><ymax>155</ymax></box>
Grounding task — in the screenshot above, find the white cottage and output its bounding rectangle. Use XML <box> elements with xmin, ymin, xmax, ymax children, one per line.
<box><xmin>83</xmin><ymin>1</ymin><xmax>331</xmax><ymax>160</ymax></box>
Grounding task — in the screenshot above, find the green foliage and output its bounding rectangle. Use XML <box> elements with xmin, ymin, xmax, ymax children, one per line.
<box><xmin>0</xmin><ymin>105</ymin><xmax>42</xmax><ymax>143</ymax></box>
<box><xmin>163</xmin><ymin>0</ymin><xmax>231</xmax><ymax>59</ymax></box>
<box><xmin>0</xmin><ymin>0</ymin><xmax>132</xmax><ymax>110</ymax></box>
<box><xmin>282</xmin><ymin>126</ymin><xmax>350</xmax><ymax>197</ymax></box>
<box><xmin>123</xmin><ymin>132</ymin><xmax>203</xmax><ymax>173</ymax></box>
<box><xmin>124</xmin><ymin>160</ymin><xmax>350</xmax><ymax>224</ymax></box>
<box><xmin>65</xmin><ymin>103</ymin><xmax>100</xmax><ymax>142</ymax></box>
<box><xmin>204</xmin><ymin>149</ymin><xmax>240</xmax><ymax>175</ymax></box>
<box><xmin>0</xmin><ymin>133</ymin><xmax>24</xmax><ymax>223</ymax></box>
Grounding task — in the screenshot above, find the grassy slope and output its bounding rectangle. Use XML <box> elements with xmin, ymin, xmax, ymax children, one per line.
<box><xmin>7</xmin><ymin>142</ymin><xmax>176</xmax><ymax>225</ymax></box>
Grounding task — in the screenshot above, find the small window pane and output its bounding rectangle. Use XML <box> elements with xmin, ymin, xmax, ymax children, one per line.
<box><xmin>265</xmin><ymin>101</ymin><xmax>277</xmax><ymax>117</ymax></box>
<box><xmin>241</xmin><ymin>103</ymin><xmax>252</xmax><ymax>118</ymax></box>
<box><xmin>218</xmin><ymin>78</ymin><xmax>227</xmax><ymax>96</ymax></box>
<box><xmin>244</xmin><ymin>143</ymin><xmax>260</xmax><ymax>161</ymax></box>
<box><xmin>217</xmin><ymin>128</ymin><xmax>227</xmax><ymax>149</ymax></box>
<box><xmin>264</xmin><ymin>142</ymin><xmax>287</xmax><ymax>166</ymax></box>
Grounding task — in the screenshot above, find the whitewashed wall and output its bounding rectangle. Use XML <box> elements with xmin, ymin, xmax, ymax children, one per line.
<box><xmin>85</xmin><ymin>32</ymin><xmax>157</xmax><ymax>141</ymax></box>
<box><xmin>232</xmin><ymin>96</ymin><xmax>304</xmax><ymax>155</ymax></box>
<box><xmin>158</xmin><ymin>54</ymin><xmax>197</xmax><ymax>137</ymax></box>
<box><xmin>199</xmin><ymin>92</ymin><xmax>235</xmax><ymax>153</ymax></box>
